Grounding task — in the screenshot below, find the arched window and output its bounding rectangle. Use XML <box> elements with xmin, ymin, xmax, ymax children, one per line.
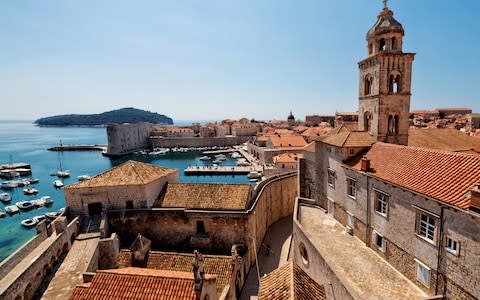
<box><xmin>379</xmin><ymin>38</ymin><xmax>386</xmax><ymax>51</ymax></box>
<box><xmin>388</xmin><ymin>115</ymin><xmax>398</xmax><ymax>134</ymax></box>
<box><xmin>388</xmin><ymin>73</ymin><xmax>401</xmax><ymax>94</ymax></box>
<box><xmin>364</xmin><ymin>75</ymin><xmax>372</xmax><ymax>95</ymax></box>
<box><xmin>369</xmin><ymin>43</ymin><xmax>373</xmax><ymax>55</ymax></box>
<box><xmin>394</xmin><ymin>115</ymin><xmax>399</xmax><ymax>134</ymax></box>
<box><xmin>388</xmin><ymin>115</ymin><xmax>393</xmax><ymax>133</ymax></box>
<box><xmin>392</xmin><ymin>37</ymin><xmax>396</xmax><ymax>50</ymax></box>
<box><xmin>364</xmin><ymin>112</ymin><xmax>372</xmax><ymax>132</ymax></box>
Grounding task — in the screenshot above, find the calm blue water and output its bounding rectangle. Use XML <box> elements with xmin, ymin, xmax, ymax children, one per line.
<box><xmin>0</xmin><ymin>120</ymin><xmax>249</xmax><ymax>261</ymax></box>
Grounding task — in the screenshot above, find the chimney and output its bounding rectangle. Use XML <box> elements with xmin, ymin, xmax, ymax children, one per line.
<box><xmin>469</xmin><ymin>183</ymin><xmax>480</xmax><ymax>211</ymax></box>
<box><xmin>361</xmin><ymin>156</ymin><xmax>370</xmax><ymax>172</ymax></box>
<box><xmin>192</xmin><ymin>250</ymin><xmax>205</xmax><ymax>300</ymax></box>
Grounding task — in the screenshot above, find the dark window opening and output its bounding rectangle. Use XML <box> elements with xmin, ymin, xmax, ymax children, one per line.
<box><xmin>126</xmin><ymin>200</ymin><xmax>134</xmax><ymax>209</ymax></box>
<box><xmin>388</xmin><ymin>115</ymin><xmax>398</xmax><ymax>134</ymax></box>
<box><xmin>364</xmin><ymin>112</ymin><xmax>372</xmax><ymax>132</ymax></box>
<box><xmin>88</xmin><ymin>202</ymin><xmax>103</xmax><ymax>216</ymax></box>
<box><xmin>364</xmin><ymin>76</ymin><xmax>372</xmax><ymax>95</ymax></box>
<box><xmin>369</xmin><ymin>43</ymin><xmax>373</xmax><ymax>54</ymax></box>
<box><xmin>379</xmin><ymin>38</ymin><xmax>386</xmax><ymax>51</ymax></box>
<box><xmin>392</xmin><ymin>37</ymin><xmax>396</xmax><ymax>50</ymax></box>
<box><xmin>196</xmin><ymin>221</ymin><xmax>206</xmax><ymax>234</ymax></box>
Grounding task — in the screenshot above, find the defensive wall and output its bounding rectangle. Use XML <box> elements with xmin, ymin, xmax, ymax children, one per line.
<box><xmin>106</xmin><ymin>172</ymin><xmax>297</xmax><ymax>277</ymax></box>
<box><xmin>0</xmin><ymin>217</ymin><xmax>79</xmax><ymax>300</ymax></box>
<box><xmin>150</xmin><ymin>136</ymin><xmax>251</xmax><ymax>149</ymax></box>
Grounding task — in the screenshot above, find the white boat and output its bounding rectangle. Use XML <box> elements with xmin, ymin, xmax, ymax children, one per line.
<box><xmin>24</xmin><ymin>177</ymin><xmax>39</xmax><ymax>184</ymax></box>
<box><xmin>56</xmin><ymin>170</ymin><xmax>70</xmax><ymax>178</ymax></box>
<box><xmin>16</xmin><ymin>200</ymin><xmax>34</xmax><ymax>210</ymax></box>
<box><xmin>247</xmin><ymin>171</ymin><xmax>262</xmax><ymax>179</ymax></box>
<box><xmin>1</xmin><ymin>181</ymin><xmax>18</xmax><ymax>189</ymax></box>
<box><xmin>0</xmin><ymin>192</ymin><xmax>11</xmax><ymax>203</ymax></box>
<box><xmin>77</xmin><ymin>175</ymin><xmax>91</xmax><ymax>181</ymax></box>
<box><xmin>5</xmin><ymin>205</ymin><xmax>19</xmax><ymax>214</ymax></box>
<box><xmin>41</xmin><ymin>196</ymin><xmax>53</xmax><ymax>205</ymax></box>
<box><xmin>53</xmin><ymin>180</ymin><xmax>64</xmax><ymax>188</ymax></box>
<box><xmin>212</xmin><ymin>159</ymin><xmax>223</xmax><ymax>164</ymax></box>
<box><xmin>33</xmin><ymin>215</ymin><xmax>46</xmax><ymax>224</ymax></box>
<box><xmin>21</xmin><ymin>218</ymin><xmax>37</xmax><ymax>228</ymax></box>
<box><xmin>23</xmin><ymin>187</ymin><xmax>38</xmax><ymax>195</ymax></box>
<box><xmin>199</xmin><ymin>156</ymin><xmax>211</xmax><ymax>161</ymax></box>
<box><xmin>33</xmin><ymin>198</ymin><xmax>45</xmax><ymax>207</ymax></box>
<box><xmin>45</xmin><ymin>211</ymin><xmax>61</xmax><ymax>219</ymax></box>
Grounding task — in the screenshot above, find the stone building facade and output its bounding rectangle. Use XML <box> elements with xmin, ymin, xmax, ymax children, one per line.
<box><xmin>106</xmin><ymin>122</ymin><xmax>152</xmax><ymax>156</ymax></box>
<box><xmin>292</xmin><ymin>3</ymin><xmax>480</xmax><ymax>300</ymax></box>
<box><xmin>64</xmin><ymin>160</ymin><xmax>178</xmax><ymax>216</ymax></box>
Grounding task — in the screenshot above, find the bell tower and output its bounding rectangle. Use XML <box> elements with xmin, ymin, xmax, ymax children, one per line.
<box><xmin>358</xmin><ymin>1</ymin><xmax>415</xmax><ymax>145</ymax></box>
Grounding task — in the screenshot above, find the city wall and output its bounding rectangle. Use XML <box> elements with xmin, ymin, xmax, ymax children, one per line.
<box><xmin>150</xmin><ymin>136</ymin><xmax>250</xmax><ymax>148</ymax></box>
<box><xmin>0</xmin><ymin>217</ymin><xmax>79</xmax><ymax>300</ymax></box>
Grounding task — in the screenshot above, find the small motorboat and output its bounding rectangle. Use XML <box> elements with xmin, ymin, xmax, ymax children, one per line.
<box><xmin>32</xmin><ymin>198</ymin><xmax>45</xmax><ymax>207</ymax></box>
<box><xmin>33</xmin><ymin>215</ymin><xmax>46</xmax><ymax>224</ymax></box>
<box><xmin>247</xmin><ymin>171</ymin><xmax>262</xmax><ymax>179</ymax></box>
<box><xmin>5</xmin><ymin>205</ymin><xmax>19</xmax><ymax>214</ymax></box>
<box><xmin>77</xmin><ymin>175</ymin><xmax>91</xmax><ymax>181</ymax></box>
<box><xmin>41</xmin><ymin>196</ymin><xmax>53</xmax><ymax>205</ymax></box>
<box><xmin>0</xmin><ymin>192</ymin><xmax>11</xmax><ymax>203</ymax></box>
<box><xmin>24</xmin><ymin>177</ymin><xmax>39</xmax><ymax>184</ymax></box>
<box><xmin>16</xmin><ymin>200</ymin><xmax>34</xmax><ymax>210</ymax></box>
<box><xmin>23</xmin><ymin>187</ymin><xmax>38</xmax><ymax>195</ymax></box>
<box><xmin>56</xmin><ymin>170</ymin><xmax>70</xmax><ymax>178</ymax></box>
<box><xmin>45</xmin><ymin>211</ymin><xmax>61</xmax><ymax>219</ymax></box>
<box><xmin>16</xmin><ymin>180</ymin><xmax>30</xmax><ymax>187</ymax></box>
<box><xmin>53</xmin><ymin>180</ymin><xmax>64</xmax><ymax>189</ymax></box>
<box><xmin>21</xmin><ymin>218</ymin><xmax>38</xmax><ymax>228</ymax></box>
<box><xmin>1</xmin><ymin>181</ymin><xmax>18</xmax><ymax>190</ymax></box>
<box><xmin>199</xmin><ymin>156</ymin><xmax>211</xmax><ymax>161</ymax></box>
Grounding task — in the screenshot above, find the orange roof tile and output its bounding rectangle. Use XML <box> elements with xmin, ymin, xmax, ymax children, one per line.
<box><xmin>322</xmin><ymin>130</ymin><xmax>375</xmax><ymax>148</ymax></box>
<box><xmin>408</xmin><ymin>128</ymin><xmax>479</xmax><ymax>153</ymax></box>
<box><xmin>69</xmin><ymin>267</ymin><xmax>202</xmax><ymax>300</ymax></box>
<box><xmin>475</xmin><ymin>144</ymin><xmax>480</xmax><ymax>153</ymax></box>
<box><xmin>159</xmin><ymin>183</ymin><xmax>252</xmax><ymax>210</ymax></box>
<box><xmin>335</xmin><ymin>112</ymin><xmax>359</xmax><ymax>116</ymax></box>
<box><xmin>118</xmin><ymin>250</ymin><xmax>233</xmax><ymax>296</ymax></box>
<box><xmin>347</xmin><ymin>142</ymin><xmax>480</xmax><ymax>209</ymax></box>
<box><xmin>66</xmin><ymin>160</ymin><xmax>177</xmax><ymax>189</ymax></box>
<box><xmin>301</xmin><ymin>126</ymin><xmax>333</xmax><ymax>139</ymax></box>
<box><xmin>258</xmin><ymin>262</ymin><xmax>326</xmax><ymax>300</ymax></box>
<box><xmin>273</xmin><ymin>153</ymin><xmax>303</xmax><ymax>164</ymax></box>
<box><xmin>303</xmin><ymin>142</ymin><xmax>316</xmax><ymax>153</ymax></box>
<box><xmin>268</xmin><ymin>135</ymin><xmax>307</xmax><ymax>148</ymax></box>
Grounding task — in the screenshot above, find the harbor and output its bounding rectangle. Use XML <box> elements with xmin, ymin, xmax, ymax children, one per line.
<box><xmin>47</xmin><ymin>144</ymin><xmax>107</xmax><ymax>152</ymax></box>
<box><xmin>184</xmin><ymin>165</ymin><xmax>259</xmax><ymax>175</ymax></box>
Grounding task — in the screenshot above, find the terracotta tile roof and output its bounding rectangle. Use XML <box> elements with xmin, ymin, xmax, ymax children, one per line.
<box><xmin>66</xmin><ymin>160</ymin><xmax>177</xmax><ymax>189</ymax></box>
<box><xmin>159</xmin><ymin>183</ymin><xmax>252</xmax><ymax>210</ymax></box>
<box><xmin>408</xmin><ymin>128</ymin><xmax>479</xmax><ymax>154</ymax></box>
<box><xmin>411</xmin><ymin>109</ymin><xmax>439</xmax><ymax>115</ymax></box>
<box><xmin>269</xmin><ymin>135</ymin><xmax>307</xmax><ymax>148</ymax></box>
<box><xmin>301</xmin><ymin>126</ymin><xmax>333</xmax><ymax>140</ymax></box>
<box><xmin>258</xmin><ymin>262</ymin><xmax>326</xmax><ymax>300</ymax></box>
<box><xmin>303</xmin><ymin>142</ymin><xmax>316</xmax><ymax>153</ymax></box>
<box><xmin>69</xmin><ymin>267</ymin><xmax>202</xmax><ymax>300</ymax></box>
<box><xmin>475</xmin><ymin>144</ymin><xmax>480</xmax><ymax>153</ymax></box>
<box><xmin>347</xmin><ymin>142</ymin><xmax>480</xmax><ymax>209</ymax></box>
<box><xmin>273</xmin><ymin>153</ymin><xmax>303</xmax><ymax>164</ymax></box>
<box><xmin>335</xmin><ymin>112</ymin><xmax>358</xmax><ymax>116</ymax></box>
<box><xmin>322</xmin><ymin>129</ymin><xmax>375</xmax><ymax>148</ymax></box>
<box><xmin>118</xmin><ymin>250</ymin><xmax>233</xmax><ymax>296</ymax></box>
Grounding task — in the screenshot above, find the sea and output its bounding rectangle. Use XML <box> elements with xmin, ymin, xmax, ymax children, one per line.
<box><xmin>0</xmin><ymin>120</ymin><xmax>250</xmax><ymax>262</ymax></box>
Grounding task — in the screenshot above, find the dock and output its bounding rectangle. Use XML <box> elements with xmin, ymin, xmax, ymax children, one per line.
<box><xmin>47</xmin><ymin>144</ymin><xmax>107</xmax><ymax>152</ymax></box>
<box><xmin>184</xmin><ymin>165</ymin><xmax>256</xmax><ymax>175</ymax></box>
<box><xmin>202</xmin><ymin>148</ymin><xmax>237</xmax><ymax>155</ymax></box>
<box><xmin>0</xmin><ymin>163</ymin><xmax>31</xmax><ymax>170</ymax></box>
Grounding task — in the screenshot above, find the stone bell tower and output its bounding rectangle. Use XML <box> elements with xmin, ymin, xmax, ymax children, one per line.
<box><xmin>358</xmin><ymin>0</ymin><xmax>415</xmax><ymax>145</ymax></box>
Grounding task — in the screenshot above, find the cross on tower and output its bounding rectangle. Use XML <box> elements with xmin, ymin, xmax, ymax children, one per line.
<box><xmin>383</xmin><ymin>0</ymin><xmax>388</xmax><ymax>9</ymax></box>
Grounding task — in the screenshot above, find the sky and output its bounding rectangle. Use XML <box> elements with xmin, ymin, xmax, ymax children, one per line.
<box><xmin>1</xmin><ymin>0</ymin><xmax>479</xmax><ymax>122</ymax></box>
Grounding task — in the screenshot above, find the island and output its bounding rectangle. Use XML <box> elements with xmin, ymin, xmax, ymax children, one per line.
<box><xmin>34</xmin><ymin>107</ymin><xmax>173</xmax><ymax>127</ymax></box>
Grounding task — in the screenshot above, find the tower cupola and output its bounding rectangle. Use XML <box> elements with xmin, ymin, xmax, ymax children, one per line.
<box><xmin>366</xmin><ymin>0</ymin><xmax>404</xmax><ymax>56</ymax></box>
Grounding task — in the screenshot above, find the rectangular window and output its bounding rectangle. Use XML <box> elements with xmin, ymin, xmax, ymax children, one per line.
<box><xmin>375</xmin><ymin>191</ymin><xmax>388</xmax><ymax>217</ymax></box>
<box><xmin>327</xmin><ymin>169</ymin><xmax>335</xmax><ymax>188</ymax></box>
<box><xmin>416</xmin><ymin>210</ymin><xmax>437</xmax><ymax>244</ymax></box>
<box><xmin>415</xmin><ymin>259</ymin><xmax>430</xmax><ymax>287</ymax></box>
<box><xmin>445</xmin><ymin>237</ymin><xmax>459</xmax><ymax>255</ymax></box>
<box><xmin>374</xmin><ymin>231</ymin><xmax>386</xmax><ymax>252</ymax></box>
<box><xmin>347</xmin><ymin>212</ymin><xmax>355</xmax><ymax>228</ymax></box>
<box><xmin>347</xmin><ymin>178</ymin><xmax>356</xmax><ymax>199</ymax></box>
<box><xmin>349</xmin><ymin>148</ymin><xmax>355</xmax><ymax>155</ymax></box>
<box><xmin>196</xmin><ymin>221</ymin><xmax>206</xmax><ymax>234</ymax></box>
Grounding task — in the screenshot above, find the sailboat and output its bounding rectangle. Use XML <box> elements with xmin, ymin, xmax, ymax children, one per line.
<box><xmin>55</xmin><ymin>147</ymin><xmax>70</xmax><ymax>178</ymax></box>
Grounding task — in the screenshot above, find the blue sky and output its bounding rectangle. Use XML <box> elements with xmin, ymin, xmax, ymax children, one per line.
<box><xmin>1</xmin><ymin>0</ymin><xmax>479</xmax><ymax>122</ymax></box>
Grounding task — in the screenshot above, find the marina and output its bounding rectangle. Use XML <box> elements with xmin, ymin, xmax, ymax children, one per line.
<box><xmin>184</xmin><ymin>165</ymin><xmax>260</xmax><ymax>175</ymax></box>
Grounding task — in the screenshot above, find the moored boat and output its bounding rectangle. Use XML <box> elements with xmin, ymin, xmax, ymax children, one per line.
<box><xmin>23</xmin><ymin>187</ymin><xmax>38</xmax><ymax>195</ymax></box>
<box><xmin>45</xmin><ymin>211</ymin><xmax>61</xmax><ymax>219</ymax></box>
<box><xmin>199</xmin><ymin>156</ymin><xmax>211</xmax><ymax>161</ymax></box>
<box><xmin>33</xmin><ymin>215</ymin><xmax>46</xmax><ymax>224</ymax></box>
<box><xmin>21</xmin><ymin>218</ymin><xmax>37</xmax><ymax>228</ymax></box>
<box><xmin>77</xmin><ymin>175</ymin><xmax>91</xmax><ymax>181</ymax></box>
<box><xmin>16</xmin><ymin>200</ymin><xmax>34</xmax><ymax>210</ymax></box>
<box><xmin>53</xmin><ymin>180</ymin><xmax>64</xmax><ymax>188</ymax></box>
<box><xmin>0</xmin><ymin>209</ymin><xmax>5</xmax><ymax>218</ymax></box>
<box><xmin>41</xmin><ymin>196</ymin><xmax>53</xmax><ymax>205</ymax></box>
<box><xmin>16</xmin><ymin>179</ymin><xmax>30</xmax><ymax>187</ymax></box>
<box><xmin>247</xmin><ymin>171</ymin><xmax>262</xmax><ymax>179</ymax></box>
<box><xmin>5</xmin><ymin>205</ymin><xmax>19</xmax><ymax>214</ymax></box>
<box><xmin>56</xmin><ymin>170</ymin><xmax>70</xmax><ymax>178</ymax></box>
<box><xmin>24</xmin><ymin>177</ymin><xmax>39</xmax><ymax>184</ymax></box>
<box><xmin>0</xmin><ymin>192</ymin><xmax>11</xmax><ymax>203</ymax></box>
<box><xmin>1</xmin><ymin>181</ymin><xmax>18</xmax><ymax>190</ymax></box>
<box><xmin>32</xmin><ymin>198</ymin><xmax>45</xmax><ymax>207</ymax></box>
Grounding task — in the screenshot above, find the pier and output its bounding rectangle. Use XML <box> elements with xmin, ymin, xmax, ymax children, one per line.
<box><xmin>184</xmin><ymin>165</ymin><xmax>258</xmax><ymax>175</ymax></box>
<box><xmin>202</xmin><ymin>148</ymin><xmax>237</xmax><ymax>155</ymax></box>
<box><xmin>47</xmin><ymin>144</ymin><xmax>107</xmax><ymax>152</ymax></box>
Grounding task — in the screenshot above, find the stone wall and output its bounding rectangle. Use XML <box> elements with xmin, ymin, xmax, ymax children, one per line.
<box><xmin>150</xmin><ymin>136</ymin><xmax>250</xmax><ymax>148</ymax></box>
<box><xmin>293</xmin><ymin>199</ymin><xmax>353</xmax><ymax>300</ymax></box>
<box><xmin>106</xmin><ymin>122</ymin><xmax>151</xmax><ymax>156</ymax></box>
<box><xmin>0</xmin><ymin>217</ymin><xmax>79</xmax><ymax>300</ymax></box>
